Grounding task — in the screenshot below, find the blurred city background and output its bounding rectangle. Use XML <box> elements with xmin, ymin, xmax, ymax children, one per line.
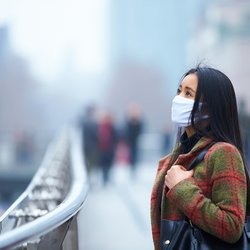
<box><xmin>0</xmin><ymin>0</ymin><xmax>250</xmax><ymax>249</ymax></box>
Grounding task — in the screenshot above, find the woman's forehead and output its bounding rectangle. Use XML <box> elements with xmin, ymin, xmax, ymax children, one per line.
<box><xmin>180</xmin><ymin>73</ymin><xmax>198</xmax><ymax>90</ymax></box>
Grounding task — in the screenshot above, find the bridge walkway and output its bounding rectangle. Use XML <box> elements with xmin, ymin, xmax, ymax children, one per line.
<box><xmin>78</xmin><ymin>163</ymin><xmax>156</xmax><ymax>250</ymax></box>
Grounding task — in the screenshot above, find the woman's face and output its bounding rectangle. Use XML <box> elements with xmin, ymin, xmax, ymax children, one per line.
<box><xmin>177</xmin><ymin>73</ymin><xmax>198</xmax><ymax>100</ymax></box>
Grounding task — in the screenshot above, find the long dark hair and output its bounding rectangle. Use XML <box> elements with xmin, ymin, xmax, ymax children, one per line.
<box><xmin>188</xmin><ymin>66</ymin><xmax>243</xmax><ymax>151</ymax></box>
<box><xmin>177</xmin><ymin>66</ymin><xmax>250</xmax><ymax>211</ymax></box>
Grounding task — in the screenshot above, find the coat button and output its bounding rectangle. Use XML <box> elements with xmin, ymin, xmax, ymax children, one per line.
<box><xmin>164</xmin><ymin>240</ymin><xmax>170</xmax><ymax>245</ymax></box>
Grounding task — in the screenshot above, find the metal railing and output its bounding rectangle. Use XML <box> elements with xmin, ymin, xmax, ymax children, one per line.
<box><xmin>0</xmin><ymin>127</ymin><xmax>89</xmax><ymax>249</ymax></box>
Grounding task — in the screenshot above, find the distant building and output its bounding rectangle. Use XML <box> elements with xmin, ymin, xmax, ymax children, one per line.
<box><xmin>0</xmin><ymin>26</ymin><xmax>10</xmax><ymax>58</ymax></box>
<box><xmin>106</xmin><ymin>61</ymin><xmax>169</xmax><ymax>131</ymax></box>
<box><xmin>0</xmin><ymin>25</ymin><xmax>47</xmax><ymax>168</ymax></box>
<box><xmin>187</xmin><ymin>0</ymin><xmax>250</xmax><ymax>112</ymax></box>
<box><xmin>106</xmin><ymin>0</ymin><xmax>209</xmax><ymax>131</ymax></box>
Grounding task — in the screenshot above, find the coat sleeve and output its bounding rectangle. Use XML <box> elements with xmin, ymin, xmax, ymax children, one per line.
<box><xmin>166</xmin><ymin>143</ymin><xmax>247</xmax><ymax>243</ymax></box>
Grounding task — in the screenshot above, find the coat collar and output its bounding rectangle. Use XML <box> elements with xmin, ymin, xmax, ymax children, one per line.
<box><xmin>174</xmin><ymin>136</ymin><xmax>213</xmax><ymax>169</ymax></box>
<box><xmin>159</xmin><ymin>136</ymin><xmax>213</xmax><ymax>168</ymax></box>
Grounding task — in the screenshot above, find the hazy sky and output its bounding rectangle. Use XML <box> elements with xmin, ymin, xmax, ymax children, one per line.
<box><xmin>0</xmin><ymin>0</ymin><xmax>110</xmax><ymax>84</ymax></box>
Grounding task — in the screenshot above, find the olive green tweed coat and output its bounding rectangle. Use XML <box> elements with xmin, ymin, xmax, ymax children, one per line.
<box><xmin>150</xmin><ymin>137</ymin><xmax>247</xmax><ymax>250</ymax></box>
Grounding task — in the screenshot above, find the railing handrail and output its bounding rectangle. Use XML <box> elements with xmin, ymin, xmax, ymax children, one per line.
<box><xmin>0</xmin><ymin>127</ymin><xmax>89</xmax><ymax>249</ymax></box>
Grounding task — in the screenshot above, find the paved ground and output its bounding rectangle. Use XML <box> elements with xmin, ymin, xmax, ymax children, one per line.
<box><xmin>77</xmin><ymin>162</ymin><xmax>157</xmax><ymax>250</ymax></box>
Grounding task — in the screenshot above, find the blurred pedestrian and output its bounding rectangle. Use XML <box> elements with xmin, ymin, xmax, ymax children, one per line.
<box><xmin>125</xmin><ymin>103</ymin><xmax>143</xmax><ymax>176</ymax></box>
<box><xmin>80</xmin><ymin>105</ymin><xmax>99</xmax><ymax>175</ymax></box>
<box><xmin>97</xmin><ymin>112</ymin><xmax>117</xmax><ymax>186</ymax></box>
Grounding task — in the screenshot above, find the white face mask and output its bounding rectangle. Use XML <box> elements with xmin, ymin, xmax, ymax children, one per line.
<box><xmin>171</xmin><ymin>95</ymin><xmax>194</xmax><ymax>127</ymax></box>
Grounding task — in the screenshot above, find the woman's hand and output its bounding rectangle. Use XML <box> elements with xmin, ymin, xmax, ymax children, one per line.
<box><xmin>165</xmin><ymin>165</ymin><xmax>194</xmax><ymax>190</ymax></box>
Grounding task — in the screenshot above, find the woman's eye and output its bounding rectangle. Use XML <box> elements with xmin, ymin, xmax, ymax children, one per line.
<box><xmin>186</xmin><ymin>91</ymin><xmax>191</xmax><ymax>97</ymax></box>
<box><xmin>177</xmin><ymin>88</ymin><xmax>181</xmax><ymax>94</ymax></box>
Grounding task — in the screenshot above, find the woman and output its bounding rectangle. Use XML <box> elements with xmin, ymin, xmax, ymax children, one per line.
<box><xmin>151</xmin><ymin>66</ymin><xmax>249</xmax><ymax>249</ymax></box>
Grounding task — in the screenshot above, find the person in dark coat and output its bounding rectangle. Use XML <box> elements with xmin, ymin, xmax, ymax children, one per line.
<box><xmin>125</xmin><ymin>104</ymin><xmax>143</xmax><ymax>175</ymax></box>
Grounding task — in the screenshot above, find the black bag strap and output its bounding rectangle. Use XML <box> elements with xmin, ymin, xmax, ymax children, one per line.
<box><xmin>187</xmin><ymin>143</ymin><xmax>214</xmax><ymax>171</ymax></box>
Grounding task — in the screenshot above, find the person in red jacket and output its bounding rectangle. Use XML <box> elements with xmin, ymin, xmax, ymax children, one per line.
<box><xmin>151</xmin><ymin>66</ymin><xmax>249</xmax><ymax>249</ymax></box>
<box><xmin>97</xmin><ymin>112</ymin><xmax>117</xmax><ymax>186</ymax></box>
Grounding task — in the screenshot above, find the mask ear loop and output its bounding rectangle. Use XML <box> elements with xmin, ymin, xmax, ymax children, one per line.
<box><xmin>193</xmin><ymin>102</ymin><xmax>210</xmax><ymax>124</ymax></box>
<box><xmin>190</xmin><ymin>100</ymin><xmax>200</xmax><ymax>127</ymax></box>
